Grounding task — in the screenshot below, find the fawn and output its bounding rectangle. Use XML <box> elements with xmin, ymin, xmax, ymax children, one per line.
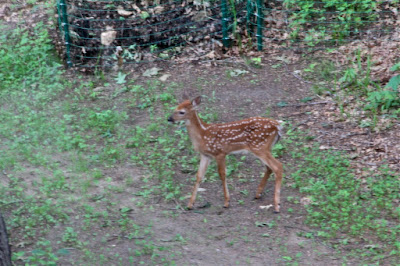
<box><xmin>168</xmin><ymin>96</ymin><xmax>283</xmax><ymax>212</ymax></box>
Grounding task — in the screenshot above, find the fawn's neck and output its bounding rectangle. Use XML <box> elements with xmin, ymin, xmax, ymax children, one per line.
<box><xmin>186</xmin><ymin>111</ymin><xmax>207</xmax><ymax>151</ymax></box>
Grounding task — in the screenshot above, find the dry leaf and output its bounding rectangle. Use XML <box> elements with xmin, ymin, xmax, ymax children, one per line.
<box><xmin>205</xmin><ymin>51</ymin><xmax>215</xmax><ymax>59</ymax></box>
<box><xmin>300</xmin><ymin>197</ymin><xmax>311</xmax><ymax>206</ymax></box>
<box><xmin>101</xmin><ymin>27</ymin><xmax>117</xmax><ymax>46</ymax></box>
<box><xmin>143</xmin><ymin>67</ymin><xmax>161</xmax><ymax>77</ymax></box>
<box><xmin>229</xmin><ymin>69</ymin><xmax>249</xmax><ymax>77</ymax></box>
<box><xmin>117</xmin><ymin>6</ymin><xmax>133</xmax><ymax>17</ymax></box>
<box><xmin>153</xmin><ymin>5</ymin><xmax>164</xmax><ymax>14</ymax></box>
<box><xmin>259</xmin><ymin>205</ymin><xmax>273</xmax><ymax>210</ymax></box>
<box><xmin>159</xmin><ymin>74</ymin><xmax>170</xmax><ymax>82</ymax></box>
<box><xmin>319</xmin><ymin>145</ymin><xmax>332</xmax><ymax>150</ymax></box>
<box><xmin>131</xmin><ymin>4</ymin><xmax>142</xmax><ymax>13</ymax></box>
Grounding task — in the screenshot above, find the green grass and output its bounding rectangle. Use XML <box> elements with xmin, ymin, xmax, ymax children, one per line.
<box><xmin>283</xmin><ymin>0</ymin><xmax>378</xmax><ymax>46</ymax></box>
<box><xmin>282</xmin><ymin>127</ymin><xmax>400</xmax><ymax>260</ymax></box>
<box><xmin>303</xmin><ymin>52</ymin><xmax>400</xmax><ymax>131</ymax></box>
<box><xmin>0</xmin><ymin>23</ymin><xmax>180</xmax><ymax>265</ymax></box>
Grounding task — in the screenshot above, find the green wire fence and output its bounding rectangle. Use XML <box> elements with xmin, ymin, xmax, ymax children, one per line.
<box><xmin>56</xmin><ymin>0</ymin><xmax>246</xmax><ymax>68</ymax></box>
<box><xmin>245</xmin><ymin>0</ymin><xmax>398</xmax><ymax>51</ymax></box>
<box><xmin>56</xmin><ymin>0</ymin><xmax>399</xmax><ymax>68</ymax></box>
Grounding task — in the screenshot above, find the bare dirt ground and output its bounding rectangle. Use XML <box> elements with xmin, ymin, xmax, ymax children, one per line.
<box><xmin>73</xmin><ymin>62</ymin><xmax>344</xmax><ymax>265</ymax></box>
<box><xmin>135</xmin><ymin>64</ymin><xmax>323</xmax><ymax>264</ymax></box>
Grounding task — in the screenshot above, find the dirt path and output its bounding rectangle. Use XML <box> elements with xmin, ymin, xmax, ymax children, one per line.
<box><xmin>74</xmin><ymin>62</ymin><xmax>346</xmax><ymax>265</ymax></box>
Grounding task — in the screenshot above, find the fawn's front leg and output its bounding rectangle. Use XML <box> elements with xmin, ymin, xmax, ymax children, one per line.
<box><xmin>216</xmin><ymin>154</ymin><xmax>230</xmax><ymax>208</ymax></box>
<box><xmin>187</xmin><ymin>154</ymin><xmax>210</xmax><ymax>209</ymax></box>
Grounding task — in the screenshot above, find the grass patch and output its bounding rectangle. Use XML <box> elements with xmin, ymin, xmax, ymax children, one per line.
<box><xmin>0</xmin><ymin>22</ymin><xmax>180</xmax><ymax>265</ymax></box>
<box><xmin>283</xmin><ymin>127</ymin><xmax>400</xmax><ymax>260</ymax></box>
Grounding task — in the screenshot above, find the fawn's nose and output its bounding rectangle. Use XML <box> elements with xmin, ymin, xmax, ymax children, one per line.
<box><xmin>167</xmin><ymin>116</ymin><xmax>174</xmax><ymax>123</ymax></box>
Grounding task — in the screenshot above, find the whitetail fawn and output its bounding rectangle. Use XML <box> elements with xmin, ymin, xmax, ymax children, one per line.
<box><xmin>168</xmin><ymin>96</ymin><xmax>283</xmax><ymax>212</ymax></box>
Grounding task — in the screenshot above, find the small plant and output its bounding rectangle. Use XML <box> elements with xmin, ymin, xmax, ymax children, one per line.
<box><xmin>250</xmin><ymin>57</ymin><xmax>262</xmax><ymax>68</ymax></box>
<box><xmin>366</xmin><ymin>61</ymin><xmax>400</xmax><ymax>112</ymax></box>
<box><xmin>140</xmin><ymin>11</ymin><xmax>150</xmax><ymax>20</ymax></box>
<box><xmin>87</xmin><ymin>109</ymin><xmax>126</xmax><ymax>136</ymax></box>
<box><xmin>272</xmin><ymin>142</ymin><xmax>285</xmax><ymax>157</ymax></box>
<box><xmin>366</xmin><ymin>90</ymin><xmax>400</xmax><ymax>111</ymax></box>
<box><xmin>17</xmin><ymin>240</ymin><xmax>60</xmax><ymax>265</ymax></box>
<box><xmin>115</xmin><ymin>72</ymin><xmax>127</xmax><ymax>84</ymax></box>
<box><xmin>62</xmin><ymin>227</ymin><xmax>79</xmax><ymax>245</ymax></box>
<box><xmin>150</xmin><ymin>44</ymin><xmax>158</xmax><ymax>53</ymax></box>
<box><xmin>287</xmin><ymin>127</ymin><xmax>400</xmax><ymax>257</ymax></box>
<box><xmin>240</xmin><ymin>189</ymin><xmax>249</xmax><ymax>196</ymax></box>
<box><xmin>339</xmin><ymin>50</ymin><xmax>376</xmax><ymax>94</ymax></box>
<box><xmin>284</xmin><ymin>0</ymin><xmax>378</xmax><ymax>46</ymax></box>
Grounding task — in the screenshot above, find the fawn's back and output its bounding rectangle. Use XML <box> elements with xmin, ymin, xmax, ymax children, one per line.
<box><xmin>200</xmin><ymin>117</ymin><xmax>281</xmax><ymax>156</ymax></box>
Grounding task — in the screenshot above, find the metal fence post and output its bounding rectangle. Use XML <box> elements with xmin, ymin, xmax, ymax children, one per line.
<box><xmin>58</xmin><ymin>0</ymin><xmax>72</xmax><ymax>67</ymax></box>
<box><xmin>256</xmin><ymin>0</ymin><xmax>263</xmax><ymax>51</ymax></box>
<box><xmin>221</xmin><ymin>0</ymin><xmax>231</xmax><ymax>48</ymax></box>
<box><xmin>246</xmin><ymin>0</ymin><xmax>252</xmax><ymax>36</ymax></box>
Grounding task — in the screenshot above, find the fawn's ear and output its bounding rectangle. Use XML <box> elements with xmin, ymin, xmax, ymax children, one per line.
<box><xmin>191</xmin><ymin>96</ymin><xmax>202</xmax><ymax>107</ymax></box>
<box><xmin>182</xmin><ymin>91</ymin><xmax>190</xmax><ymax>101</ymax></box>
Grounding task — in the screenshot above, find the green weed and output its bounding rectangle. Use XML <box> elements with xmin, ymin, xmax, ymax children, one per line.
<box><xmin>0</xmin><ymin>21</ymin><xmax>181</xmax><ymax>265</ymax></box>
<box><xmin>13</xmin><ymin>240</ymin><xmax>60</xmax><ymax>265</ymax></box>
<box><xmin>283</xmin><ymin>126</ymin><xmax>400</xmax><ymax>259</ymax></box>
<box><xmin>283</xmin><ymin>0</ymin><xmax>378</xmax><ymax>46</ymax></box>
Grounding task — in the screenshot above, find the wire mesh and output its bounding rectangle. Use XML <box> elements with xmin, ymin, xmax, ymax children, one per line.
<box><xmin>56</xmin><ymin>0</ymin><xmax>246</xmax><ymax>68</ymax></box>
<box><xmin>55</xmin><ymin>0</ymin><xmax>400</xmax><ymax>68</ymax></box>
<box><xmin>247</xmin><ymin>0</ymin><xmax>399</xmax><ymax>51</ymax></box>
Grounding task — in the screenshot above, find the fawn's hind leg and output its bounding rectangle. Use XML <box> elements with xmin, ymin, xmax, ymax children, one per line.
<box><xmin>253</xmin><ymin>151</ymin><xmax>283</xmax><ymax>213</ymax></box>
<box><xmin>255</xmin><ymin>166</ymin><xmax>273</xmax><ymax>199</ymax></box>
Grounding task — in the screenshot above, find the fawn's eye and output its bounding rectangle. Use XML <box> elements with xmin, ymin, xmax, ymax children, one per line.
<box><xmin>179</xmin><ymin>111</ymin><xmax>185</xmax><ymax>115</ymax></box>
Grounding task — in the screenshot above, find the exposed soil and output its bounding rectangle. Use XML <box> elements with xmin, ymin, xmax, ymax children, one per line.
<box><xmin>105</xmin><ymin>62</ymin><xmax>397</xmax><ymax>265</ymax></box>
<box><xmin>56</xmin><ymin>61</ymin><xmax>342</xmax><ymax>265</ymax></box>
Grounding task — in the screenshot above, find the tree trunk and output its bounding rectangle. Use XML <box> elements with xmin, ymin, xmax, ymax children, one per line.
<box><xmin>0</xmin><ymin>213</ymin><xmax>12</xmax><ymax>266</ymax></box>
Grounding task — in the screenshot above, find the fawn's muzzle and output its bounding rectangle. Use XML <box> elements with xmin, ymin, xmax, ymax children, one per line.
<box><xmin>167</xmin><ymin>116</ymin><xmax>175</xmax><ymax>123</ymax></box>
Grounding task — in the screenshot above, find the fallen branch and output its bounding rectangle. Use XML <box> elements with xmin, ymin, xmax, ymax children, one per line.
<box><xmin>173</xmin><ymin>199</ymin><xmax>186</xmax><ymax>211</ymax></box>
<box><xmin>339</xmin><ymin>132</ymin><xmax>368</xmax><ymax>139</ymax></box>
<box><xmin>283</xmin><ymin>111</ymin><xmax>307</xmax><ymax>117</ymax></box>
<box><xmin>279</xmin><ymin>101</ymin><xmax>332</xmax><ymax>108</ymax></box>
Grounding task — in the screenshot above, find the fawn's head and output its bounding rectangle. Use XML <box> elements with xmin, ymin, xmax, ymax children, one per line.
<box><xmin>168</xmin><ymin>96</ymin><xmax>201</xmax><ymax>123</ymax></box>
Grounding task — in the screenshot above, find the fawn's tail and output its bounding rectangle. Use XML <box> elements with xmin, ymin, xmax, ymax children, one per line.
<box><xmin>273</xmin><ymin>122</ymin><xmax>283</xmax><ymax>147</ymax></box>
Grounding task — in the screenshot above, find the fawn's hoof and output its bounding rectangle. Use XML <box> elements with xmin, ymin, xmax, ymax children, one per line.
<box><xmin>199</xmin><ymin>202</ymin><xmax>211</xmax><ymax>209</ymax></box>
